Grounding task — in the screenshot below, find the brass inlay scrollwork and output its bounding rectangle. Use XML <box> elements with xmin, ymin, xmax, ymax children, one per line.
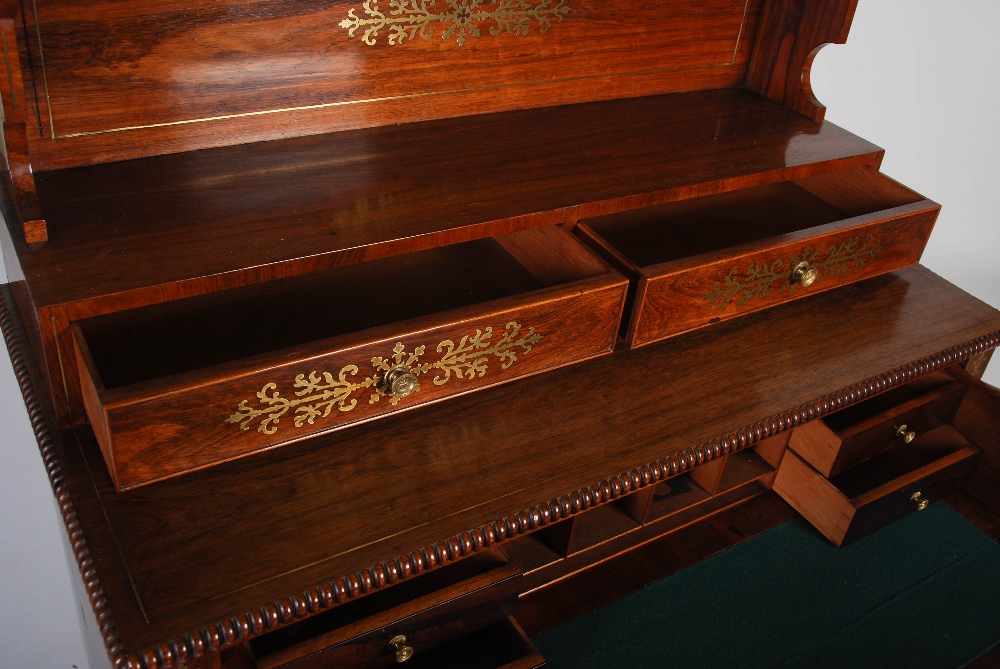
<box><xmin>703</xmin><ymin>234</ymin><xmax>884</xmax><ymax>311</ymax></box>
<box><xmin>339</xmin><ymin>0</ymin><xmax>571</xmax><ymax>47</ymax></box>
<box><xmin>227</xmin><ymin>321</ymin><xmax>543</xmax><ymax>435</ymax></box>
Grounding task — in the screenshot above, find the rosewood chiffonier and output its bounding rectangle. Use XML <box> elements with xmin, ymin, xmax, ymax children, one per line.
<box><xmin>2</xmin><ymin>1</ymin><xmax>1000</xmax><ymax>667</ymax></box>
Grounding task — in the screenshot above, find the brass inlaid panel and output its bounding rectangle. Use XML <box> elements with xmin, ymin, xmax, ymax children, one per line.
<box><xmin>227</xmin><ymin>321</ymin><xmax>542</xmax><ymax>434</ymax></box>
<box><xmin>703</xmin><ymin>235</ymin><xmax>884</xmax><ymax>311</ymax></box>
<box><xmin>340</xmin><ymin>0</ymin><xmax>571</xmax><ymax>46</ymax></box>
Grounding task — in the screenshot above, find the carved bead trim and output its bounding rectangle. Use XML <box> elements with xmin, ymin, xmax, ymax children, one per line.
<box><xmin>0</xmin><ymin>291</ymin><xmax>127</xmax><ymax>666</ymax></box>
<box><xmin>4</xmin><ymin>287</ymin><xmax>999</xmax><ymax>669</ymax></box>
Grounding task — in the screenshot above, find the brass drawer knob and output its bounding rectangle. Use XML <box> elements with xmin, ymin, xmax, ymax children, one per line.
<box><xmin>895</xmin><ymin>425</ymin><xmax>916</xmax><ymax>443</ymax></box>
<box><xmin>911</xmin><ymin>491</ymin><xmax>929</xmax><ymax>511</ymax></box>
<box><xmin>389</xmin><ymin>635</ymin><xmax>414</xmax><ymax>663</ymax></box>
<box><xmin>791</xmin><ymin>261</ymin><xmax>819</xmax><ymax>288</ymax></box>
<box><xmin>382</xmin><ymin>366</ymin><xmax>421</xmax><ymax>400</ymax></box>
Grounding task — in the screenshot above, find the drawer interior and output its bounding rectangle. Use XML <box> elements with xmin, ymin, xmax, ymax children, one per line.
<box><xmin>577</xmin><ymin>168</ymin><xmax>924</xmax><ymax>269</ymax></box>
<box><xmin>822</xmin><ymin>371</ymin><xmax>957</xmax><ymax>434</ymax></box>
<box><xmin>831</xmin><ymin>425</ymin><xmax>977</xmax><ymax>501</ymax></box>
<box><xmin>76</xmin><ymin>226</ymin><xmax>610</xmax><ymax>390</ymax></box>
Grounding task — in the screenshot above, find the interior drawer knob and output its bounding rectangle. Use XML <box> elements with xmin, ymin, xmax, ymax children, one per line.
<box><xmin>910</xmin><ymin>491</ymin><xmax>929</xmax><ymax>511</ymax></box>
<box><xmin>895</xmin><ymin>425</ymin><xmax>917</xmax><ymax>443</ymax></box>
<box><xmin>791</xmin><ymin>261</ymin><xmax>819</xmax><ymax>288</ymax></box>
<box><xmin>389</xmin><ymin>635</ymin><xmax>415</xmax><ymax>663</ymax></box>
<box><xmin>382</xmin><ymin>366</ymin><xmax>421</xmax><ymax>400</ymax></box>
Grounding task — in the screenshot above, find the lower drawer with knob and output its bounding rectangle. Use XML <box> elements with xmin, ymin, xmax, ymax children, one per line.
<box><xmin>247</xmin><ymin>551</ymin><xmax>524</xmax><ymax>669</ymax></box>
<box><xmin>573</xmin><ymin>167</ymin><xmax>938</xmax><ymax>347</ymax></box>
<box><xmin>772</xmin><ymin>367</ymin><xmax>1000</xmax><ymax>546</ymax></box>
<box><xmin>70</xmin><ymin>225</ymin><xmax>628</xmax><ymax>490</ymax></box>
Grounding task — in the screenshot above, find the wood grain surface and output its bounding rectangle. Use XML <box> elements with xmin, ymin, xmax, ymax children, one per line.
<box><xmin>6</xmin><ymin>265</ymin><xmax>1000</xmax><ymax>667</ymax></box>
<box><xmin>18</xmin><ymin>0</ymin><xmax>764</xmax><ymax>169</ymax></box>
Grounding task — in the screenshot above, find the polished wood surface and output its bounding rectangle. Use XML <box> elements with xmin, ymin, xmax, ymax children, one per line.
<box><xmin>576</xmin><ymin>167</ymin><xmax>938</xmax><ymax>347</ymax></box>
<box><xmin>0</xmin><ymin>6</ymin><xmax>46</xmax><ymax>242</ymax></box>
<box><xmin>1</xmin><ymin>2</ymin><xmax>998</xmax><ymax>667</ymax></box>
<box><xmin>6</xmin><ymin>265</ymin><xmax>999</xmax><ymax>666</ymax></box>
<box><xmin>789</xmin><ymin>373</ymin><xmax>965</xmax><ymax>477</ymax></box>
<box><xmin>7</xmin><ymin>87</ymin><xmax>885</xmax><ymax>425</ymax></box>
<box><xmin>746</xmin><ymin>0</ymin><xmax>859</xmax><ymax>120</ymax></box>
<box><xmin>69</xmin><ymin>228</ymin><xmax>626</xmax><ymax>490</ymax></box>
<box><xmin>19</xmin><ymin>0</ymin><xmax>765</xmax><ymax>169</ymax></box>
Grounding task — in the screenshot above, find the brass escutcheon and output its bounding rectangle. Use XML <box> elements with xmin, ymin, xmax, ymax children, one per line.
<box><xmin>389</xmin><ymin>635</ymin><xmax>414</xmax><ymax>663</ymax></box>
<box><xmin>382</xmin><ymin>366</ymin><xmax>421</xmax><ymax>400</ymax></box>
<box><xmin>911</xmin><ymin>491</ymin><xmax>929</xmax><ymax>511</ymax></box>
<box><xmin>791</xmin><ymin>261</ymin><xmax>819</xmax><ymax>288</ymax></box>
<box><xmin>895</xmin><ymin>424</ymin><xmax>916</xmax><ymax>443</ymax></box>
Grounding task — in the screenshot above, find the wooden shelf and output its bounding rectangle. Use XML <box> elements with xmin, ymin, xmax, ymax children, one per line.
<box><xmin>16</xmin><ymin>88</ymin><xmax>882</xmax><ymax>314</ymax></box>
<box><xmin>5</xmin><ymin>265</ymin><xmax>1000</xmax><ymax>659</ymax></box>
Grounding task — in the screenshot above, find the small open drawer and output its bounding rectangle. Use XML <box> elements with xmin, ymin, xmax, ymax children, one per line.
<box><xmin>574</xmin><ymin>168</ymin><xmax>939</xmax><ymax>347</ymax></box>
<box><xmin>773</xmin><ymin>368</ymin><xmax>999</xmax><ymax>546</ymax></box>
<box><xmin>788</xmin><ymin>371</ymin><xmax>967</xmax><ymax>477</ymax></box>
<box><xmin>248</xmin><ymin>551</ymin><xmax>523</xmax><ymax>668</ymax></box>
<box><xmin>71</xmin><ymin>226</ymin><xmax>628</xmax><ymax>490</ymax></box>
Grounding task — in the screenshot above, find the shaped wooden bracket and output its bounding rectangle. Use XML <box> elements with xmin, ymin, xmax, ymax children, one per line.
<box><xmin>745</xmin><ymin>0</ymin><xmax>860</xmax><ymax>122</ymax></box>
<box><xmin>0</xmin><ymin>7</ymin><xmax>46</xmax><ymax>244</ymax></box>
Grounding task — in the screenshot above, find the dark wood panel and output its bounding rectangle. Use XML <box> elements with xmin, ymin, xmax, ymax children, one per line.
<box><xmin>25</xmin><ymin>266</ymin><xmax>1000</xmax><ymax>661</ymax></box>
<box><xmin>13</xmin><ymin>88</ymin><xmax>884</xmax><ymax>424</ymax></box>
<box><xmin>22</xmin><ymin>0</ymin><xmax>764</xmax><ymax>168</ymax></box>
<box><xmin>22</xmin><ymin>89</ymin><xmax>883</xmax><ymax>312</ymax></box>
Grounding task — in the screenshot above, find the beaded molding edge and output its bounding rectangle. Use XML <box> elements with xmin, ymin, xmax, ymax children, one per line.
<box><xmin>3</xmin><ymin>287</ymin><xmax>998</xmax><ymax>669</ymax></box>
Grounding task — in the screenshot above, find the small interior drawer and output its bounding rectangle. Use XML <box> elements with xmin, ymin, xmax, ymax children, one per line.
<box><xmin>775</xmin><ymin>427</ymin><xmax>980</xmax><ymax>546</ymax></box>
<box><xmin>71</xmin><ymin>226</ymin><xmax>628</xmax><ymax>490</ymax></box>
<box><xmin>574</xmin><ymin>168</ymin><xmax>939</xmax><ymax>347</ymax></box>
<box><xmin>789</xmin><ymin>371</ymin><xmax>967</xmax><ymax>477</ymax></box>
<box><xmin>249</xmin><ymin>551</ymin><xmax>523</xmax><ymax>669</ymax></box>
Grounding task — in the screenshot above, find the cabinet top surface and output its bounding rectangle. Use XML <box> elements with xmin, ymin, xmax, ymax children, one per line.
<box><xmin>14</xmin><ymin>266</ymin><xmax>996</xmax><ymax>659</ymax></box>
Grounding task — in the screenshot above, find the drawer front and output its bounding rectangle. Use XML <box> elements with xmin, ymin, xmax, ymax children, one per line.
<box><xmin>790</xmin><ymin>380</ymin><xmax>966</xmax><ymax>478</ymax></box>
<box><xmin>74</xmin><ymin>273</ymin><xmax>626</xmax><ymax>489</ymax></box>
<box><xmin>261</xmin><ymin>569</ymin><xmax>522</xmax><ymax>669</ymax></box>
<box><xmin>775</xmin><ymin>429</ymin><xmax>981</xmax><ymax>546</ymax></box>
<box><xmin>626</xmin><ymin>203</ymin><xmax>937</xmax><ymax>347</ymax></box>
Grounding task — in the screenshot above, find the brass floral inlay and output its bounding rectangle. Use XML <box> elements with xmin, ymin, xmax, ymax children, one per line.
<box><xmin>339</xmin><ymin>0</ymin><xmax>571</xmax><ymax>46</ymax></box>
<box><xmin>227</xmin><ymin>322</ymin><xmax>543</xmax><ymax>435</ymax></box>
<box><xmin>703</xmin><ymin>234</ymin><xmax>884</xmax><ymax>311</ymax></box>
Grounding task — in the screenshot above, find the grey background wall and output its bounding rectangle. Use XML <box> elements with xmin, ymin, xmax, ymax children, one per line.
<box><xmin>1</xmin><ymin>2</ymin><xmax>998</xmax><ymax>667</ymax></box>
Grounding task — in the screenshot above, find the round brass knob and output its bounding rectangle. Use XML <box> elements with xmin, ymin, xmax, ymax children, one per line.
<box><xmin>791</xmin><ymin>261</ymin><xmax>819</xmax><ymax>288</ymax></box>
<box><xmin>389</xmin><ymin>635</ymin><xmax>414</xmax><ymax>663</ymax></box>
<box><xmin>382</xmin><ymin>366</ymin><xmax>421</xmax><ymax>400</ymax></box>
<box><xmin>895</xmin><ymin>425</ymin><xmax>916</xmax><ymax>443</ymax></box>
<box><xmin>911</xmin><ymin>491</ymin><xmax>929</xmax><ymax>511</ymax></box>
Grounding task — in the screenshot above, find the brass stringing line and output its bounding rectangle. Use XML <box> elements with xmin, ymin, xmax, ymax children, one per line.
<box><xmin>227</xmin><ymin>321</ymin><xmax>543</xmax><ymax>434</ymax></box>
<box><xmin>2</xmin><ymin>31</ymin><xmax>16</xmax><ymax>111</ymax></box>
<box><xmin>29</xmin><ymin>0</ymin><xmax>55</xmax><ymax>139</ymax></box>
<box><xmin>72</xmin><ymin>430</ymin><xmax>151</xmax><ymax>624</ymax></box>
<box><xmin>50</xmin><ymin>315</ymin><xmax>73</xmax><ymax>423</ymax></box>
<box><xmin>51</xmin><ymin>62</ymin><xmax>738</xmax><ymax>140</ymax></box>
<box><xmin>730</xmin><ymin>0</ymin><xmax>753</xmax><ymax>65</ymax></box>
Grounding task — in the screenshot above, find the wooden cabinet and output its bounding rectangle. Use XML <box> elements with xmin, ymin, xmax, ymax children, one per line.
<box><xmin>2</xmin><ymin>1</ymin><xmax>1000</xmax><ymax>668</ymax></box>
